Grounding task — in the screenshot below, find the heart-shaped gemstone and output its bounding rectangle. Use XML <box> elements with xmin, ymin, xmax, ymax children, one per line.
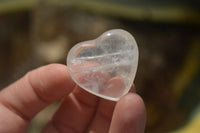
<box><xmin>67</xmin><ymin>29</ymin><xmax>138</xmax><ymax>101</ymax></box>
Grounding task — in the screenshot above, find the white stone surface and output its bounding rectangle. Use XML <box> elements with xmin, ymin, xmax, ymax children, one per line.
<box><xmin>67</xmin><ymin>29</ymin><xmax>138</xmax><ymax>101</ymax></box>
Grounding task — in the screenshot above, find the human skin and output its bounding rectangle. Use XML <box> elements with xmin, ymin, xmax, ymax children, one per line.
<box><xmin>0</xmin><ymin>64</ymin><xmax>146</xmax><ymax>133</ymax></box>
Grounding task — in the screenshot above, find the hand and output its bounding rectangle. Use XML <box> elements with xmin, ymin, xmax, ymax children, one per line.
<box><xmin>0</xmin><ymin>64</ymin><xmax>146</xmax><ymax>133</ymax></box>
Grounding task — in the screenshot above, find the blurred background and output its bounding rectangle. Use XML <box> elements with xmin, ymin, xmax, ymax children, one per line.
<box><xmin>0</xmin><ymin>0</ymin><xmax>200</xmax><ymax>132</ymax></box>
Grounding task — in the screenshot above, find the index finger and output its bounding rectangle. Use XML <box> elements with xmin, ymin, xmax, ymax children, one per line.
<box><xmin>0</xmin><ymin>64</ymin><xmax>75</xmax><ymax>133</ymax></box>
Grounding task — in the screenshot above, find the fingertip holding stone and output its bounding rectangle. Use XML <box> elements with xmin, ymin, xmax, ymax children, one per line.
<box><xmin>67</xmin><ymin>29</ymin><xmax>138</xmax><ymax>101</ymax></box>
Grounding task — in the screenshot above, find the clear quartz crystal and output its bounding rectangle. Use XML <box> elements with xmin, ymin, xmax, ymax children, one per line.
<box><xmin>67</xmin><ymin>29</ymin><xmax>138</xmax><ymax>101</ymax></box>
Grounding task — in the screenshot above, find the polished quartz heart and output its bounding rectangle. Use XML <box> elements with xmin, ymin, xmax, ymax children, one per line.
<box><xmin>67</xmin><ymin>29</ymin><xmax>138</xmax><ymax>101</ymax></box>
